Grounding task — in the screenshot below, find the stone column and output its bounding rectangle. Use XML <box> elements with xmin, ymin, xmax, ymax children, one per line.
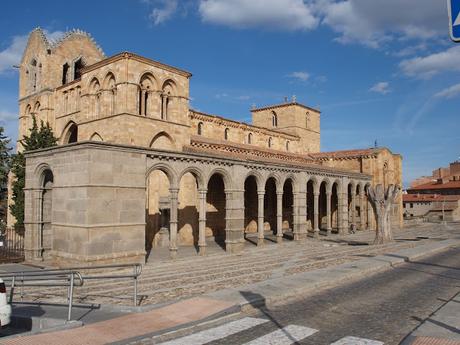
<box><xmin>360</xmin><ymin>190</ymin><xmax>365</xmax><ymax>230</ymax></box>
<box><xmin>198</xmin><ymin>189</ymin><xmax>207</xmax><ymax>255</ymax></box>
<box><xmin>338</xmin><ymin>190</ymin><xmax>347</xmax><ymax>234</ymax></box>
<box><xmin>224</xmin><ymin>190</ymin><xmax>245</xmax><ymax>254</ymax></box>
<box><xmin>169</xmin><ymin>188</ymin><xmax>179</xmax><ymax>259</ymax></box>
<box><xmin>351</xmin><ymin>192</ymin><xmax>356</xmax><ymax>230</ymax></box>
<box><xmin>313</xmin><ymin>191</ymin><xmax>320</xmax><ymax>237</ymax></box>
<box><xmin>326</xmin><ymin>191</ymin><xmax>332</xmax><ymax>235</ymax></box>
<box><xmin>257</xmin><ymin>190</ymin><xmax>265</xmax><ymax>246</ymax></box>
<box><xmin>276</xmin><ymin>191</ymin><xmax>283</xmax><ymax>243</ymax></box>
<box><xmin>294</xmin><ymin>191</ymin><xmax>307</xmax><ymax>241</ymax></box>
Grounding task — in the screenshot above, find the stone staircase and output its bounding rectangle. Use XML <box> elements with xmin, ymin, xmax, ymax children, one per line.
<box><xmin>10</xmin><ymin>225</ymin><xmax>458</xmax><ymax>307</ymax></box>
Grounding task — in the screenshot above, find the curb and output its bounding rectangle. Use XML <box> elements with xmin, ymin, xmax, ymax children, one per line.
<box><xmin>206</xmin><ymin>239</ymin><xmax>459</xmax><ymax>309</ymax></box>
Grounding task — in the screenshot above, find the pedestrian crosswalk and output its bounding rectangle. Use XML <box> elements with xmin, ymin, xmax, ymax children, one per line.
<box><xmin>157</xmin><ymin>317</ymin><xmax>384</xmax><ymax>345</ymax></box>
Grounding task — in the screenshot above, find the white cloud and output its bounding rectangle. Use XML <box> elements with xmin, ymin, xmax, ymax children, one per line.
<box><xmin>288</xmin><ymin>71</ymin><xmax>310</xmax><ymax>82</ymax></box>
<box><xmin>199</xmin><ymin>0</ymin><xmax>318</xmax><ymax>31</ymax></box>
<box><xmin>370</xmin><ymin>81</ymin><xmax>390</xmax><ymax>94</ymax></box>
<box><xmin>0</xmin><ymin>30</ymin><xmax>65</xmax><ymax>74</ymax></box>
<box><xmin>317</xmin><ymin>0</ymin><xmax>446</xmax><ymax>48</ymax></box>
<box><xmin>434</xmin><ymin>83</ymin><xmax>460</xmax><ymax>99</ymax></box>
<box><xmin>0</xmin><ymin>110</ymin><xmax>17</xmax><ymax>122</ymax></box>
<box><xmin>399</xmin><ymin>46</ymin><xmax>460</xmax><ymax>79</ymax></box>
<box><xmin>149</xmin><ymin>0</ymin><xmax>178</xmax><ymax>25</ymax></box>
<box><xmin>0</xmin><ymin>35</ymin><xmax>28</xmax><ymax>74</ymax></box>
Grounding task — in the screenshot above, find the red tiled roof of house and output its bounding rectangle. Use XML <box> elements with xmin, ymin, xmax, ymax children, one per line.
<box><xmin>409</xmin><ymin>180</ymin><xmax>460</xmax><ymax>190</ymax></box>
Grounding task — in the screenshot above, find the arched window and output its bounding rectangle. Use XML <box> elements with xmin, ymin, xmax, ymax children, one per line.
<box><xmin>272</xmin><ymin>111</ymin><xmax>278</xmax><ymax>127</ymax></box>
<box><xmin>197</xmin><ymin>122</ymin><xmax>203</xmax><ymax>135</ymax></box>
<box><xmin>89</xmin><ymin>78</ymin><xmax>101</xmax><ymax>117</ymax></box>
<box><xmin>161</xmin><ymin>80</ymin><xmax>175</xmax><ymax>120</ymax></box>
<box><xmin>73</xmin><ymin>58</ymin><xmax>85</xmax><ymax>80</ymax></box>
<box><xmin>62</xmin><ymin>63</ymin><xmax>70</xmax><ymax>85</ymax></box>
<box><xmin>30</xmin><ymin>59</ymin><xmax>38</xmax><ymax>92</ymax></box>
<box><xmin>268</xmin><ymin>137</ymin><xmax>273</xmax><ymax>148</ymax></box>
<box><xmin>139</xmin><ymin>74</ymin><xmax>155</xmax><ymax>116</ymax></box>
<box><xmin>63</xmin><ymin>122</ymin><xmax>78</xmax><ymax>144</ymax></box>
<box><xmin>224</xmin><ymin>128</ymin><xmax>229</xmax><ymax>140</ymax></box>
<box><xmin>306</xmin><ymin>111</ymin><xmax>310</xmax><ymax>128</ymax></box>
<box><xmin>286</xmin><ymin>141</ymin><xmax>290</xmax><ymax>151</ymax></box>
<box><xmin>248</xmin><ymin>132</ymin><xmax>253</xmax><ymax>144</ymax></box>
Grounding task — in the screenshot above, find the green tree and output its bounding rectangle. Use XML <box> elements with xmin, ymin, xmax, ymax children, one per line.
<box><xmin>10</xmin><ymin>116</ymin><xmax>57</xmax><ymax>230</ymax></box>
<box><xmin>0</xmin><ymin>126</ymin><xmax>11</xmax><ymax>188</ymax></box>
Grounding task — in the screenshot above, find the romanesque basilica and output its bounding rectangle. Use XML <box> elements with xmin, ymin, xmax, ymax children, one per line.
<box><xmin>13</xmin><ymin>28</ymin><xmax>402</xmax><ymax>264</ymax></box>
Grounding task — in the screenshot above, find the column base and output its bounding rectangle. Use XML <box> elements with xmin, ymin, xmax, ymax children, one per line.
<box><xmin>169</xmin><ymin>248</ymin><xmax>177</xmax><ymax>259</ymax></box>
<box><xmin>293</xmin><ymin>232</ymin><xmax>307</xmax><ymax>241</ymax></box>
<box><xmin>226</xmin><ymin>241</ymin><xmax>244</xmax><ymax>254</ymax></box>
<box><xmin>308</xmin><ymin>229</ymin><xmax>320</xmax><ymax>238</ymax></box>
<box><xmin>326</xmin><ymin>228</ymin><xmax>332</xmax><ymax>236</ymax></box>
<box><xmin>276</xmin><ymin>235</ymin><xmax>283</xmax><ymax>244</ymax></box>
<box><xmin>257</xmin><ymin>237</ymin><xmax>264</xmax><ymax>246</ymax></box>
<box><xmin>198</xmin><ymin>245</ymin><xmax>206</xmax><ymax>256</ymax></box>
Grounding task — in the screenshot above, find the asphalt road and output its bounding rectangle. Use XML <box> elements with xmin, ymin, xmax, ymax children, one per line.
<box><xmin>151</xmin><ymin>246</ymin><xmax>460</xmax><ymax>345</ymax></box>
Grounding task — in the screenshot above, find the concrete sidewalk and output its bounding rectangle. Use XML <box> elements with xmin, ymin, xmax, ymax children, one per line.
<box><xmin>401</xmin><ymin>292</ymin><xmax>460</xmax><ymax>345</ymax></box>
<box><xmin>2</xmin><ymin>239</ymin><xmax>458</xmax><ymax>345</ymax></box>
<box><xmin>1</xmin><ymin>297</ymin><xmax>236</xmax><ymax>345</ymax></box>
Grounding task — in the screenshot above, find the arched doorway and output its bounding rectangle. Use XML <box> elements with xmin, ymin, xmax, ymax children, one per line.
<box><xmin>282</xmin><ymin>179</ymin><xmax>294</xmax><ymax>237</ymax></box>
<box><xmin>319</xmin><ymin>181</ymin><xmax>328</xmax><ymax>231</ymax></box>
<box><xmin>244</xmin><ymin>175</ymin><xmax>258</xmax><ymax>235</ymax></box>
<box><xmin>264</xmin><ymin>177</ymin><xmax>277</xmax><ymax>235</ymax></box>
<box><xmin>206</xmin><ymin>173</ymin><xmax>226</xmax><ymax>249</ymax></box>
<box><xmin>145</xmin><ymin>169</ymin><xmax>171</xmax><ymax>259</ymax></box>
<box><xmin>40</xmin><ymin>169</ymin><xmax>53</xmax><ymax>259</ymax></box>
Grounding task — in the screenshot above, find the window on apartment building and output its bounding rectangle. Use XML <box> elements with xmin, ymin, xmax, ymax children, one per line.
<box><xmin>410</xmin><ymin>203</ymin><xmax>413</xmax><ymax>208</ymax></box>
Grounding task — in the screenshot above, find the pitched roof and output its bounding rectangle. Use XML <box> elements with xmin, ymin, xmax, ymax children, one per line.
<box><xmin>409</xmin><ymin>180</ymin><xmax>460</xmax><ymax>191</ymax></box>
<box><xmin>250</xmin><ymin>101</ymin><xmax>320</xmax><ymax>114</ymax></box>
<box><xmin>309</xmin><ymin>148</ymin><xmax>381</xmax><ymax>160</ymax></box>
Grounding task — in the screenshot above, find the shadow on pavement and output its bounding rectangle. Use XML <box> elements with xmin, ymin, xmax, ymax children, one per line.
<box><xmin>240</xmin><ymin>290</ymin><xmax>302</xmax><ymax>345</ymax></box>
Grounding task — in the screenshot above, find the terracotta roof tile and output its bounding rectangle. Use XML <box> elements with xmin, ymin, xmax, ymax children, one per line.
<box><xmin>403</xmin><ymin>194</ymin><xmax>460</xmax><ymax>202</ymax></box>
<box><xmin>409</xmin><ymin>180</ymin><xmax>460</xmax><ymax>190</ymax></box>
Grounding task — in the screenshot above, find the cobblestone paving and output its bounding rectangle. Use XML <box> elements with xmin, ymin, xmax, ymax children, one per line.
<box><xmin>142</xmin><ymin>245</ymin><xmax>460</xmax><ymax>345</ymax></box>
<box><xmin>11</xmin><ymin>224</ymin><xmax>460</xmax><ymax>307</ymax></box>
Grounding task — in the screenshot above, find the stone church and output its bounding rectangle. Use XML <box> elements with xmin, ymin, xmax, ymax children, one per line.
<box><xmin>12</xmin><ymin>28</ymin><xmax>402</xmax><ymax>265</ymax></box>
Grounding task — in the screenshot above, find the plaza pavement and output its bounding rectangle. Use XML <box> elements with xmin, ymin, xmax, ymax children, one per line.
<box><xmin>1</xmin><ymin>223</ymin><xmax>459</xmax><ymax>344</ymax></box>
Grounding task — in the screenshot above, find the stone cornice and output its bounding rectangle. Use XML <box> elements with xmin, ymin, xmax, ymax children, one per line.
<box><xmin>24</xmin><ymin>141</ymin><xmax>371</xmax><ymax>180</ymax></box>
<box><xmin>190</xmin><ymin>110</ymin><xmax>299</xmax><ymax>140</ymax></box>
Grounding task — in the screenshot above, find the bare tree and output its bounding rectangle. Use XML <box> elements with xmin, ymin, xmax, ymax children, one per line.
<box><xmin>367</xmin><ymin>184</ymin><xmax>400</xmax><ymax>244</ymax></box>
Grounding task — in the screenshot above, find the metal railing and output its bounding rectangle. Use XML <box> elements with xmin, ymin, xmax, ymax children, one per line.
<box><xmin>0</xmin><ymin>263</ymin><xmax>143</xmax><ymax>321</ymax></box>
<box><xmin>1</xmin><ymin>268</ymin><xmax>83</xmax><ymax>321</ymax></box>
<box><xmin>64</xmin><ymin>263</ymin><xmax>143</xmax><ymax>307</ymax></box>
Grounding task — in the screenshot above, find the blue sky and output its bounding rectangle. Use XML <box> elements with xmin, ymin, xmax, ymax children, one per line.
<box><xmin>0</xmin><ymin>0</ymin><xmax>459</xmax><ymax>186</ymax></box>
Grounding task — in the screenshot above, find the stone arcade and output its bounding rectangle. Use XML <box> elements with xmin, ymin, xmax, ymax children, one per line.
<box><xmin>12</xmin><ymin>28</ymin><xmax>403</xmax><ymax>265</ymax></box>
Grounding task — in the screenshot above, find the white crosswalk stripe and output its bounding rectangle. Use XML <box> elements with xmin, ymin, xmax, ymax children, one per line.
<box><xmin>242</xmin><ymin>324</ymin><xmax>318</xmax><ymax>345</ymax></box>
<box><xmin>157</xmin><ymin>317</ymin><xmax>269</xmax><ymax>345</ymax></box>
<box><xmin>330</xmin><ymin>336</ymin><xmax>384</xmax><ymax>345</ymax></box>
